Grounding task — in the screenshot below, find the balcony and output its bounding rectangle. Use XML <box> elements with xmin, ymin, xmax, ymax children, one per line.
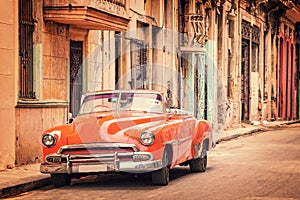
<box><xmin>179</xmin><ymin>13</ymin><xmax>208</xmax><ymax>52</ymax></box>
<box><xmin>43</xmin><ymin>0</ymin><xmax>130</xmax><ymax>31</ymax></box>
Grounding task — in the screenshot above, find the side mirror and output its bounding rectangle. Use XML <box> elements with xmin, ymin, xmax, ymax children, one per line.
<box><xmin>67</xmin><ymin>112</ymin><xmax>74</xmax><ymax>124</ymax></box>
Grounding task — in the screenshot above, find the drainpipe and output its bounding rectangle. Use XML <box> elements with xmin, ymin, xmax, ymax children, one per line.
<box><xmin>263</xmin><ymin>29</ymin><xmax>267</xmax><ymax>120</ymax></box>
<box><xmin>237</xmin><ymin>0</ymin><xmax>241</xmax><ymax>125</ymax></box>
<box><xmin>178</xmin><ymin>0</ymin><xmax>182</xmax><ymax>109</ymax></box>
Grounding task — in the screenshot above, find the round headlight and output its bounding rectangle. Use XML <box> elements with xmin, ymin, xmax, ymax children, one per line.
<box><xmin>42</xmin><ymin>134</ymin><xmax>56</xmax><ymax>148</ymax></box>
<box><xmin>140</xmin><ymin>131</ymin><xmax>155</xmax><ymax>146</ymax></box>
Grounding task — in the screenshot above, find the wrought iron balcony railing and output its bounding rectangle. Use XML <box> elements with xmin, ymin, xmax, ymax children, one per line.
<box><xmin>179</xmin><ymin>13</ymin><xmax>208</xmax><ymax>49</ymax></box>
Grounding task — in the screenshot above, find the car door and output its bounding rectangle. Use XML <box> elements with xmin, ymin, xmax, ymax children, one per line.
<box><xmin>176</xmin><ymin>117</ymin><xmax>194</xmax><ymax>164</ymax></box>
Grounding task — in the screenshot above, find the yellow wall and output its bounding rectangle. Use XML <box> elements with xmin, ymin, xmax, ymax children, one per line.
<box><xmin>0</xmin><ymin>0</ymin><xmax>17</xmax><ymax>170</ymax></box>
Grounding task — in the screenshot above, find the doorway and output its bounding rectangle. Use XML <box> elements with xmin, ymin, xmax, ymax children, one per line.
<box><xmin>241</xmin><ymin>39</ymin><xmax>250</xmax><ymax>121</ymax></box>
<box><xmin>70</xmin><ymin>40</ymin><xmax>83</xmax><ymax>116</ymax></box>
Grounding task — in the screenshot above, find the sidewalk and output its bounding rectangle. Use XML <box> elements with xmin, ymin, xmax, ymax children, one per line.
<box><xmin>218</xmin><ymin>119</ymin><xmax>300</xmax><ymax>143</ymax></box>
<box><xmin>0</xmin><ymin>163</ymin><xmax>51</xmax><ymax>199</ymax></box>
<box><xmin>1</xmin><ymin>120</ymin><xmax>299</xmax><ymax>198</ymax></box>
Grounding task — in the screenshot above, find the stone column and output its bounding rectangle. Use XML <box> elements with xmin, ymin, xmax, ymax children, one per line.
<box><xmin>196</xmin><ymin>51</ymin><xmax>206</xmax><ymax>119</ymax></box>
<box><xmin>263</xmin><ymin>28</ymin><xmax>272</xmax><ymax>121</ymax></box>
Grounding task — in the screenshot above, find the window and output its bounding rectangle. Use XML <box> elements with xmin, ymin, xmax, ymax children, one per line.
<box><xmin>129</xmin><ymin>40</ymin><xmax>147</xmax><ymax>89</ymax></box>
<box><xmin>251</xmin><ymin>25</ymin><xmax>260</xmax><ymax>72</ymax></box>
<box><xmin>19</xmin><ymin>0</ymin><xmax>35</xmax><ymax>99</ymax></box>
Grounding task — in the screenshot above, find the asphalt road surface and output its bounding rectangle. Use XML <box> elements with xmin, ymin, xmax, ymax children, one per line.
<box><xmin>8</xmin><ymin>127</ymin><xmax>300</xmax><ymax>200</ymax></box>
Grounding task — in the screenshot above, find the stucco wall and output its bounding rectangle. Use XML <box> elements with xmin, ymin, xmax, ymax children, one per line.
<box><xmin>0</xmin><ymin>0</ymin><xmax>16</xmax><ymax>170</ymax></box>
<box><xmin>42</xmin><ymin>22</ymin><xmax>68</xmax><ymax>101</ymax></box>
<box><xmin>87</xmin><ymin>31</ymin><xmax>116</xmax><ymax>91</ymax></box>
<box><xmin>15</xmin><ymin>19</ymin><xmax>69</xmax><ymax>165</ymax></box>
<box><xmin>15</xmin><ymin>107</ymin><xmax>67</xmax><ymax>165</ymax></box>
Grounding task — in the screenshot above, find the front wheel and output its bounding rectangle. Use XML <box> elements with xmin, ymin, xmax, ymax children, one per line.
<box><xmin>151</xmin><ymin>166</ymin><xmax>169</xmax><ymax>185</ymax></box>
<box><xmin>151</xmin><ymin>148</ymin><xmax>171</xmax><ymax>185</ymax></box>
<box><xmin>189</xmin><ymin>155</ymin><xmax>207</xmax><ymax>172</ymax></box>
<box><xmin>51</xmin><ymin>174</ymin><xmax>71</xmax><ymax>188</ymax></box>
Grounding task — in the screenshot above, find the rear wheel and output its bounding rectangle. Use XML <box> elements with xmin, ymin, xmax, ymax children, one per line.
<box><xmin>51</xmin><ymin>174</ymin><xmax>71</xmax><ymax>188</ymax></box>
<box><xmin>151</xmin><ymin>148</ymin><xmax>171</xmax><ymax>185</ymax></box>
<box><xmin>189</xmin><ymin>155</ymin><xmax>207</xmax><ymax>172</ymax></box>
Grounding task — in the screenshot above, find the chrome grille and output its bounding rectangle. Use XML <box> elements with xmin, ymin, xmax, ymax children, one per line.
<box><xmin>56</xmin><ymin>143</ymin><xmax>139</xmax><ymax>164</ymax></box>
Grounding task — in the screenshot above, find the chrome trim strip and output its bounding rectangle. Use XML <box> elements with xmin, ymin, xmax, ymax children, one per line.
<box><xmin>164</xmin><ymin>136</ymin><xmax>191</xmax><ymax>146</ymax></box>
<box><xmin>164</xmin><ymin>139</ymin><xmax>178</xmax><ymax>145</ymax></box>
<box><xmin>68</xmin><ymin>152</ymin><xmax>133</xmax><ymax>159</ymax></box>
<box><xmin>178</xmin><ymin>136</ymin><xmax>192</xmax><ymax>143</ymax></box>
<box><xmin>57</xmin><ymin>143</ymin><xmax>139</xmax><ymax>154</ymax></box>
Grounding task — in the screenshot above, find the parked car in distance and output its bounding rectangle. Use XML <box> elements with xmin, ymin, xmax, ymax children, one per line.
<box><xmin>40</xmin><ymin>90</ymin><xmax>213</xmax><ymax>187</ymax></box>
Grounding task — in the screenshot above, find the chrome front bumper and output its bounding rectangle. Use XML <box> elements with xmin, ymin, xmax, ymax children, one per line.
<box><xmin>41</xmin><ymin>143</ymin><xmax>163</xmax><ymax>174</ymax></box>
<box><xmin>40</xmin><ymin>159</ymin><xmax>163</xmax><ymax>174</ymax></box>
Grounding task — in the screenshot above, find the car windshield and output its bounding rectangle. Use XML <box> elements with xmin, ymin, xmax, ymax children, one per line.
<box><xmin>78</xmin><ymin>92</ymin><xmax>164</xmax><ymax>114</ymax></box>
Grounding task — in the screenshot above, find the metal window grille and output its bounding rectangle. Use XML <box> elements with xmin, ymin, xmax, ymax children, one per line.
<box><xmin>242</xmin><ymin>21</ymin><xmax>260</xmax><ymax>73</ymax></box>
<box><xmin>130</xmin><ymin>40</ymin><xmax>147</xmax><ymax>89</ymax></box>
<box><xmin>241</xmin><ymin>20</ymin><xmax>251</xmax><ymax>40</ymax></box>
<box><xmin>19</xmin><ymin>0</ymin><xmax>35</xmax><ymax>99</ymax></box>
<box><xmin>70</xmin><ymin>41</ymin><xmax>83</xmax><ymax>116</ymax></box>
<box><xmin>252</xmin><ymin>25</ymin><xmax>260</xmax><ymax>44</ymax></box>
<box><xmin>251</xmin><ymin>26</ymin><xmax>260</xmax><ymax>72</ymax></box>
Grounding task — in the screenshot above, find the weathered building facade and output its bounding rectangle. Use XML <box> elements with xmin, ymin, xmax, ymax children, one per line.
<box><xmin>0</xmin><ymin>0</ymin><xmax>300</xmax><ymax>170</ymax></box>
<box><xmin>216</xmin><ymin>0</ymin><xmax>300</xmax><ymax>130</ymax></box>
<box><xmin>277</xmin><ymin>2</ymin><xmax>300</xmax><ymax>120</ymax></box>
<box><xmin>0</xmin><ymin>0</ymin><xmax>131</xmax><ymax>170</ymax></box>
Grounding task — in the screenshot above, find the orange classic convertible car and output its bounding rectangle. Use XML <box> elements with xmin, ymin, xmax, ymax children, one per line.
<box><xmin>40</xmin><ymin>90</ymin><xmax>213</xmax><ymax>187</ymax></box>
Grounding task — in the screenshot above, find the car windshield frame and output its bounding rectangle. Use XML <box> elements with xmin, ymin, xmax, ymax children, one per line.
<box><xmin>78</xmin><ymin>91</ymin><xmax>165</xmax><ymax>115</ymax></box>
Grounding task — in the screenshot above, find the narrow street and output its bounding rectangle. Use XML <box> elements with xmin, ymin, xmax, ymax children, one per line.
<box><xmin>8</xmin><ymin>127</ymin><xmax>300</xmax><ymax>200</ymax></box>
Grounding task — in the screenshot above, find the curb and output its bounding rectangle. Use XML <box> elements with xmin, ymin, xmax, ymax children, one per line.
<box><xmin>217</xmin><ymin>121</ymin><xmax>300</xmax><ymax>143</ymax></box>
<box><xmin>281</xmin><ymin>120</ymin><xmax>300</xmax><ymax>125</ymax></box>
<box><xmin>217</xmin><ymin>127</ymin><xmax>268</xmax><ymax>143</ymax></box>
<box><xmin>0</xmin><ymin>177</ymin><xmax>51</xmax><ymax>199</ymax></box>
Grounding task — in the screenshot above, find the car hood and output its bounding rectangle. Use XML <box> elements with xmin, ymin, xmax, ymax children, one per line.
<box><xmin>67</xmin><ymin>111</ymin><xmax>167</xmax><ymax>145</ymax></box>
